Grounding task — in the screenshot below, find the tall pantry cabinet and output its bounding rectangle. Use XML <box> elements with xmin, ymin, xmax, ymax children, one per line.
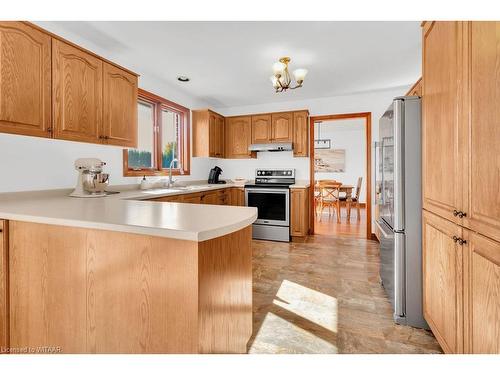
<box><xmin>422</xmin><ymin>21</ymin><xmax>500</xmax><ymax>354</ymax></box>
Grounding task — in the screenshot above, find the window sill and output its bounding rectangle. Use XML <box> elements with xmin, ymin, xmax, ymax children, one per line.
<box><xmin>123</xmin><ymin>169</ymin><xmax>190</xmax><ymax>177</ymax></box>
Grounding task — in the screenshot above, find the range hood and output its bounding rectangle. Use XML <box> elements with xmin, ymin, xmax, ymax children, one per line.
<box><xmin>248</xmin><ymin>142</ymin><xmax>293</xmax><ymax>152</ymax></box>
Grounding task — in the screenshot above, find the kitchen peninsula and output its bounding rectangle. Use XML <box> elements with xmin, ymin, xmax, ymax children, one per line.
<box><xmin>0</xmin><ymin>185</ymin><xmax>257</xmax><ymax>354</ymax></box>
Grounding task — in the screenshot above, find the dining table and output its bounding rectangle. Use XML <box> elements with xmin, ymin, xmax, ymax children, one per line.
<box><xmin>315</xmin><ymin>180</ymin><xmax>356</xmax><ymax>220</ymax></box>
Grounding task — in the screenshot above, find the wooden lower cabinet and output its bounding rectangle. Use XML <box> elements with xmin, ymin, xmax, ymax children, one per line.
<box><xmin>231</xmin><ymin>188</ymin><xmax>245</xmax><ymax>206</ymax></box>
<box><xmin>290</xmin><ymin>187</ymin><xmax>310</xmax><ymax>237</ymax></box>
<box><xmin>150</xmin><ymin>195</ymin><xmax>182</xmax><ymax>203</ymax></box>
<box><xmin>148</xmin><ymin>188</ymin><xmax>246</xmax><ymax>206</ymax></box>
<box><xmin>182</xmin><ymin>193</ymin><xmax>201</xmax><ymax>204</ymax></box>
<box><xmin>0</xmin><ymin>220</ymin><xmax>8</xmax><ymax>351</ymax></box>
<box><xmin>464</xmin><ymin>230</ymin><xmax>500</xmax><ymax>354</ymax></box>
<box><xmin>423</xmin><ymin>210</ymin><xmax>464</xmax><ymax>353</ymax></box>
<box><xmin>7</xmin><ymin>221</ymin><xmax>252</xmax><ymax>353</ymax></box>
<box><xmin>200</xmin><ymin>191</ymin><xmax>218</xmax><ymax>205</ymax></box>
<box><xmin>217</xmin><ymin>189</ymin><xmax>229</xmax><ymax>205</ymax></box>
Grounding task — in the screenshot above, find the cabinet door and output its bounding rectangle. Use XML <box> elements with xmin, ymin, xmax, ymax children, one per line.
<box><xmin>0</xmin><ymin>220</ymin><xmax>8</xmax><ymax>350</ymax></box>
<box><xmin>0</xmin><ymin>22</ymin><xmax>51</xmax><ymax>137</ymax></box>
<box><xmin>422</xmin><ymin>22</ymin><xmax>464</xmax><ymax>224</ymax></box>
<box><xmin>208</xmin><ymin>114</ymin><xmax>216</xmax><ymax>157</ymax></box>
<box><xmin>251</xmin><ymin>114</ymin><xmax>271</xmax><ymax>143</ymax></box>
<box><xmin>293</xmin><ymin>111</ymin><xmax>308</xmax><ymax>157</ymax></box>
<box><xmin>463</xmin><ymin>22</ymin><xmax>500</xmax><ymax>242</ymax></box>
<box><xmin>231</xmin><ymin>188</ymin><xmax>245</xmax><ymax>206</ymax></box>
<box><xmin>290</xmin><ymin>188</ymin><xmax>309</xmax><ymax>237</ymax></box>
<box><xmin>464</xmin><ymin>229</ymin><xmax>500</xmax><ymax>354</ymax></box>
<box><xmin>217</xmin><ymin>189</ymin><xmax>229</xmax><ymax>205</ymax></box>
<box><xmin>201</xmin><ymin>192</ymin><xmax>218</xmax><ymax>205</ymax></box>
<box><xmin>225</xmin><ymin>116</ymin><xmax>252</xmax><ymax>158</ymax></box>
<box><xmin>271</xmin><ymin>112</ymin><xmax>293</xmax><ymax>142</ymax></box>
<box><xmin>52</xmin><ymin>39</ymin><xmax>103</xmax><ymax>143</ymax></box>
<box><xmin>422</xmin><ymin>210</ymin><xmax>464</xmax><ymax>353</ymax></box>
<box><xmin>102</xmin><ymin>62</ymin><xmax>138</xmax><ymax>147</ymax></box>
<box><xmin>214</xmin><ymin>115</ymin><xmax>224</xmax><ymax>158</ymax></box>
<box><xmin>183</xmin><ymin>193</ymin><xmax>201</xmax><ymax>204</ymax></box>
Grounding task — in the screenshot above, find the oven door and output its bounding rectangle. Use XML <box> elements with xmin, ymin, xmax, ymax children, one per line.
<box><xmin>245</xmin><ymin>188</ymin><xmax>289</xmax><ymax>226</ymax></box>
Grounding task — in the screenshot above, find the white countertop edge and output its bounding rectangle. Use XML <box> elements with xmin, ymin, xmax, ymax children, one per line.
<box><xmin>0</xmin><ymin>211</ymin><xmax>258</xmax><ymax>242</ymax></box>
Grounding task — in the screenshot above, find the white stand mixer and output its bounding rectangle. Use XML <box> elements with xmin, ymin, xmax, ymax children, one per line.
<box><xmin>70</xmin><ymin>158</ymin><xmax>109</xmax><ymax>198</ymax></box>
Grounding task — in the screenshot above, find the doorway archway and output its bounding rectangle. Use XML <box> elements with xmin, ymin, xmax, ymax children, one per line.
<box><xmin>309</xmin><ymin>112</ymin><xmax>372</xmax><ymax>239</ymax></box>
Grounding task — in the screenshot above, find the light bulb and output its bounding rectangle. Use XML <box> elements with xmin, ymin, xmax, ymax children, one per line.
<box><xmin>270</xmin><ymin>75</ymin><xmax>280</xmax><ymax>88</ymax></box>
<box><xmin>293</xmin><ymin>68</ymin><xmax>308</xmax><ymax>83</ymax></box>
<box><xmin>272</xmin><ymin>62</ymin><xmax>285</xmax><ymax>75</ymax></box>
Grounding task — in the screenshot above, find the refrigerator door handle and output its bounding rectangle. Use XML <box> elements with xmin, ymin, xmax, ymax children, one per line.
<box><xmin>394</xmin><ymin>232</ymin><xmax>406</xmax><ymax>318</ymax></box>
<box><xmin>375</xmin><ymin>219</ymin><xmax>393</xmax><ymax>239</ymax></box>
<box><xmin>393</xmin><ymin>99</ymin><xmax>405</xmax><ymax>231</ymax></box>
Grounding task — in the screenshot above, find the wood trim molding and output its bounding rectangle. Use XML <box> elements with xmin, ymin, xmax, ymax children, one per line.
<box><xmin>22</xmin><ymin>21</ymin><xmax>138</xmax><ymax>77</ymax></box>
<box><xmin>406</xmin><ymin>77</ymin><xmax>422</xmax><ymax>96</ymax></box>
<box><xmin>123</xmin><ymin>89</ymin><xmax>191</xmax><ymax>177</ymax></box>
<box><xmin>309</xmin><ymin>112</ymin><xmax>372</xmax><ymax>240</ymax></box>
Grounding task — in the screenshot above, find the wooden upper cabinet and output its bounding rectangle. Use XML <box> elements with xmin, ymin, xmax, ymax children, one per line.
<box><xmin>422</xmin><ymin>210</ymin><xmax>464</xmax><ymax>354</ymax></box>
<box><xmin>293</xmin><ymin>111</ymin><xmax>309</xmax><ymax>157</ymax></box>
<box><xmin>102</xmin><ymin>62</ymin><xmax>138</xmax><ymax>147</ymax></box>
<box><xmin>462</xmin><ymin>21</ymin><xmax>500</xmax><ymax>242</ymax></box>
<box><xmin>225</xmin><ymin>116</ymin><xmax>253</xmax><ymax>159</ymax></box>
<box><xmin>271</xmin><ymin>112</ymin><xmax>293</xmax><ymax>142</ymax></box>
<box><xmin>422</xmin><ymin>21</ymin><xmax>463</xmax><ymax>224</ymax></box>
<box><xmin>464</xmin><ymin>229</ymin><xmax>500</xmax><ymax>354</ymax></box>
<box><xmin>52</xmin><ymin>39</ymin><xmax>103</xmax><ymax>143</ymax></box>
<box><xmin>214</xmin><ymin>115</ymin><xmax>224</xmax><ymax>157</ymax></box>
<box><xmin>0</xmin><ymin>22</ymin><xmax>51</xmax><ymax>137</ymax></box>
<box><xmin>251</xmin><ymin>114</ymin><xmax>271</xmax><ymax>143</ymax></box>
<box><xmin>193</xmin><ymin>109</ymin><xmax>224</xmax><ymax>158</ymax></box>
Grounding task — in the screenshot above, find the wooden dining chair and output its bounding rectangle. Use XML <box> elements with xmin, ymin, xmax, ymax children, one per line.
<box><xmin>340</xmin><ymin>177</ymin><xmax>363</xmax><ymax>221</ymax></box>
<box><xmin>317</xmin><ymin>181</ymin><xmax>342</xmax><ymax>223</ymax></box>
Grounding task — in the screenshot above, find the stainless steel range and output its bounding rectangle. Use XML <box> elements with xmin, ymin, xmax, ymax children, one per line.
<box><xmin>245</xmin><ymin>168</ymin><xmax>295</xmax><ymax>242</ymax></box>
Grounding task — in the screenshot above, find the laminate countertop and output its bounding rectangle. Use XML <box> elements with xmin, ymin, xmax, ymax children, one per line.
<box><xmin>0</xmin><ymin>184</ymin><xmax>257</xmax><ymax>242</ymax></box>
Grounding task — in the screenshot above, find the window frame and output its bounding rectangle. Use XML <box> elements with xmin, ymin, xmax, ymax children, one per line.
<box><xmin>123</xmin><ymin>88</ymin><xmax>190</xmax><ymax>177</ymax></box>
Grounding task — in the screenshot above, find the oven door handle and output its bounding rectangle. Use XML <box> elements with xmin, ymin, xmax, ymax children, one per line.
<box><xmin>245</xmin><ymin>188</ymin><xmax>290</xmax><ymax>194</ymax></box>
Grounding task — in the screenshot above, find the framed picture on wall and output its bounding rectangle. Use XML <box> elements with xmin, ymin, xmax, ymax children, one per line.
<box><xmin>314</xmin><ymin>149</ymin><xmax>346</xmax><ymax>172</ymax></box>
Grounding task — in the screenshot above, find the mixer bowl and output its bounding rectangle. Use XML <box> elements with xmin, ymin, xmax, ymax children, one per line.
<box><xmin>82</xmin><ymin>172</ymin><xmax>109</xmax><ymax>194</ymax></box>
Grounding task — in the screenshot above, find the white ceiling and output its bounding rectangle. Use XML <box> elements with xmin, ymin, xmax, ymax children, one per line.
<box><xmin>38</xmin><ymin>21</ymin><xmax>421</xmax><ymax>108</ymax></box>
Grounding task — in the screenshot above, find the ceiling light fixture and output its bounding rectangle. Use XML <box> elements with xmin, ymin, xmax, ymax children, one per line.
<box><xmin>177</xmin><ymin>76</ymin><xmax>190</xmax><ymax>82</ymax></box>
<box><xmin>270</xmin><ymin>57</ymin><xmax>307</xmax><ymax>93</ymax></box>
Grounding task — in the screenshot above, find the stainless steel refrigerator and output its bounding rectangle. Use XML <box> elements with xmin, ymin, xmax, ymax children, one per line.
<box><xmin>375</xmin><ymin>96</ymin><xmax>427</xmax><ymax>329</ymax></box>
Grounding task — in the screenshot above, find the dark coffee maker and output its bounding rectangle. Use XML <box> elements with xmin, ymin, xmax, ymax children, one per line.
<box><xmin>208</xmin><ymin>166</ymin><xmax>226</xmax><ymax>184</ymax></box>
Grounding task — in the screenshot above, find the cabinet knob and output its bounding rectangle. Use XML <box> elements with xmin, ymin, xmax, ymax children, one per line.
<box><xmin>452</xmin><ymin>235</ymin><xmax>459</xmax><ymax>243</ymax></box>
<box><xmin>453</xmin><ymin>210</ymin><xmax>459</xmax><ymax>217</ymax></box>
<box><xmin>457</xmin><ymin>211</ymin><xmax>467</xmax><ymax>218</ymax></box>
<box><xmin>458</xmin><ymin>238</ymin><xmax>467</xmax><ymax>246</ymax></box>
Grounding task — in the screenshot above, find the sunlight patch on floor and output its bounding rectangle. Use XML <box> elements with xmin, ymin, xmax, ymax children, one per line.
<box><xmin>249</xmin><ymin>312</ymin><xmax>338</xmax><ymax>354</ymax></box>
<box><xmin>273</xmin><ymin>279</ymin><xmax>338</xmax><ymax>333</ymax></box>
<box><xmin>249</xmin><ymin>280</ymin><xmax>338</xmax><ymax>354</ymax></box>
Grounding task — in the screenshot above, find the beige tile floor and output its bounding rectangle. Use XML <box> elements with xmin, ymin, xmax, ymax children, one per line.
<box><xmin>248</xmin><ymin>234</ymin><xmax>442</xmax><ymax>354</ymax></box>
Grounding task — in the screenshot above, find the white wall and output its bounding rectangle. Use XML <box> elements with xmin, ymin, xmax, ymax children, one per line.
<box><xmin>0</xmin><ymin>23</ymin><xmax>212</xmax><ymax>193</ymax></box>
<box><xmin>314</xmin><ymin>119</ymin><xmax>366</xmax><ymax>202</ymax></box>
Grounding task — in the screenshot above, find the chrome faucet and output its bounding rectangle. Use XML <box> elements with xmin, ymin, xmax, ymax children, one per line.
<box><xmin>167</xmin><ymin>158</ymin><xmax>179</xmax><ymax>188</ymax></box>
